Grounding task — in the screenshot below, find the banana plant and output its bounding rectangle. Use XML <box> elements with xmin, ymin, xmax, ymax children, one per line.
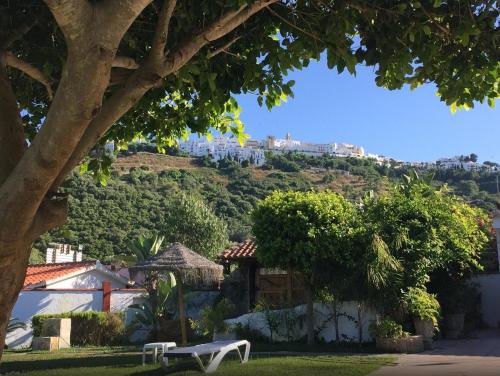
<box><xmin>127</xmin><ymin>272</ymin><xmax>176</xmax><ymax>340</ymax></box>
<box><xmin>128</xmin><ymin>234</ymin><xmax>165</xmax><ymax>262</ymax></box>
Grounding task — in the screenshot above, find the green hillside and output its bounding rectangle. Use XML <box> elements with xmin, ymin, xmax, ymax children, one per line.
<box><xmin>38</xmin><ymin>152</ymin><xmax>500</xmax><ymax>261</ymax></box>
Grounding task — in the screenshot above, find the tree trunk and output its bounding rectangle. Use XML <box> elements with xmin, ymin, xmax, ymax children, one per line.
<box><xmin>306</xmin><ymin>286</ymin><xmax>314</xmax><ymax>345</ymax></box>
<box><xmin>333</xmin><ymin>299</ymin><xmax>340</xmax><ymax>344</ymax></box>
<box><xmin>177</xmin><ymin>280</ymin><xmax>187</xmax><ymax>345</ymax></box>
<box><xmin>0</xmin><ymin>240</ymin><xmax>31</xmax><ymax>357</ymax></box>
<box><xmin>357</xmin><ymin>302</ymin><xmax>363</xmax><ymax>345</ymax></box>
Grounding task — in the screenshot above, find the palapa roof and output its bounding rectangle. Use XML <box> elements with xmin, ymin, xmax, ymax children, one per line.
<box><xmin>130</xmin><ymin>242</ymin><xmax>223</xmax><ymax>287</ymax></box>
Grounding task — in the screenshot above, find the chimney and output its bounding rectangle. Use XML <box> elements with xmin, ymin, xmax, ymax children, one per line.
<box><xmin>45</xmin><ymin>243</ymin><xmax>83</xmax><ymax>263</ymax></box>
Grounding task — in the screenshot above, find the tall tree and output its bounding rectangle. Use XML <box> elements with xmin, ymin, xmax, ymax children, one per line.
<box><xmin>162</xmin><ymin>192</ymin><xmax>229</xmax><ymax>260</ymax></box>
<box><xmin>0</xmin><ymin>0</ymin><xmax>497</xmax><ymax>354</ymax></box>
<box><xmin>252</xmin><ymin>190</ymin><xmax>359</xmax><ymax>344</ymax></box>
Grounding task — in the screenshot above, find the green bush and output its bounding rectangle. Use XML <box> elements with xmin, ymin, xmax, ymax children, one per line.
<box><xmin>32</xmin><ymin>311</ymin><xmax>125</xmax><ymax>346</ymax></box>
<box><xmin>369</xmin><ymin>318</ymin><xmax>408</xmax><ymax>338</ymax></box>
<box><xmin>190</xmin><ymin>298</ymin><xmax>235</xmax><ymax>337</ymax></box>
<box><xmin>403</xmin><ymin>287</ymin><xmax>440</xmax><ymax>325</ymax></box>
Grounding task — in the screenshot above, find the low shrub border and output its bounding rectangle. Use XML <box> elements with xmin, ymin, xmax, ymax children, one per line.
<box><xmin>32</xmin><ymin>311</ymin><xmax>125</xmax><ymax>346</ymax></box>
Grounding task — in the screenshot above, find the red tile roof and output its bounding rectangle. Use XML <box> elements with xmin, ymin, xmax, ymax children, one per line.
<box><xmin>24</xmin><ymin>261</ymin><xmax>96</xmax><ymax>288</ymax></box>
<box><xmin>221</xmin><ymin>239</ymin><xmax>256</xmax><ymax>260</ymax></box>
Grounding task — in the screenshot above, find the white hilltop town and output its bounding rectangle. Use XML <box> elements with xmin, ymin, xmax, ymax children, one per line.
<box><xmin>179</xmin><ymin>133</ymin><xmax>371</xmax><ymax>166</ymax></box>
<box><xmin>178</xmin><ymin>133</ymin><xmax>499</xmax><ymax>173</ymax></box>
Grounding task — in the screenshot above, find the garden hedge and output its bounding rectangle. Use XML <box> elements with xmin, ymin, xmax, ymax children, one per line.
<box><xmin>32</xmin><ymin>311</ymin><xmax>124</xmax><ymax>346</ymax></box>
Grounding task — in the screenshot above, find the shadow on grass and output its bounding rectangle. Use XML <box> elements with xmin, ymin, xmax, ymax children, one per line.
<box><xmin>0</xmin><ymin>354</ymin><xmax>155</xmax><ymax>373</ymax></box>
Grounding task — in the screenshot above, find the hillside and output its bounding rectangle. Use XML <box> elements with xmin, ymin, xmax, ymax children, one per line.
<box><xmin>39</xmin><ymin>152</ymin><xmax>500</xmax><ymax>261</ymax></box>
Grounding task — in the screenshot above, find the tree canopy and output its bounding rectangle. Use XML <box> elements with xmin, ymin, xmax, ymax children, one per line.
<box><xmin>0</xmin><ymin>0</ymin><xmax>498</xmax><ymax>354</ymax></box>
<box><xmin>252</xmin><ymin>190</ymin><xmax>359</xmax><ymax>343</ymax></box>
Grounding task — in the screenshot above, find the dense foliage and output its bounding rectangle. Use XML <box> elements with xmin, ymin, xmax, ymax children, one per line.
<box><xmin>252</xmin><ymin>190</ymin><xmax>359</xmax><ymax>281</ymax></box>
<box><xmin>39</xmin><ymin>152</ymin><xmax>499</xmax><ymax>262</ymax></box>
<box><xmin>362</xmin><ymin>176</ymin><xmax>489</xmax><ymax>296</ymax></box>
<box><xmin>39</xmin><ymin>158</ymin><xmax>313</xmax><ymax>259</ymax></box>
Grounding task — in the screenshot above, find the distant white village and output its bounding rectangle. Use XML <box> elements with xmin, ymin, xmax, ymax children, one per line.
<box><xmin>178</xmin><ymin>133</ymin><xmax>499</xmax><ymax>172</ymax></box>
<box><xmin>179</xmin><ymin>133</ymin><xmax>368</xmax><ymax>167</ymax></box>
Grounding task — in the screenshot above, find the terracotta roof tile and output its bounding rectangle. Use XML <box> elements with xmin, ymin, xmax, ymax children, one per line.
<box><xmin>24</xmin><ymin>261</ymin><xmax>96</xmax><ymax>288</ymax></box>
<box><xmin>221</xmin><ymin>240</ymin><xmax>256</xmax><ymax>260</ymax></box>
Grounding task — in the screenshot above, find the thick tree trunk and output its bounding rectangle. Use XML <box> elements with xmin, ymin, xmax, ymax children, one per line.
<box><xmin>0</xmin><ymin>239</ymin><xmax>31</xmax><ymax>357</ymax></box>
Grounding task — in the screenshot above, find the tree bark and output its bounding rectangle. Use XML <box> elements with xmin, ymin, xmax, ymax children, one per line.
<box><xmin>0</xmin><ymin>240</ymin><xmax>31</xmax><ymax>357</ymax></box>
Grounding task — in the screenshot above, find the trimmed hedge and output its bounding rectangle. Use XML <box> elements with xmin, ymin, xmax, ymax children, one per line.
<box><xmin>32</xmin><ymin>311</ymin><xmax>125</xmax><ymax>346</ymax></box>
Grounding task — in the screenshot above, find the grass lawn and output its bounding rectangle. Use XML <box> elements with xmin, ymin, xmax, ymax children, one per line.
<box><xmin>1</xmin><ymin>348</ymin><xmax>395</xmax><ymax>376</ymax></box>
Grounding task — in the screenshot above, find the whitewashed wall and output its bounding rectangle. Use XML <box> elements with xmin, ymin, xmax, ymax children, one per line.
<box><xmin>6</xmin><ymin>289</ymin><xmax>146</xmax><ymax>349</ymax></box>
<box><xmin>49</xmin><ymin>270</ymin><xmax>126</xmax><ymax>289</ymax></box>
<box><xmin>226</xmin><ymin>301</ymin><xmax>377</xmax><ymax>343</ymax></box>
<box><xmin>474</xmin><ymin>273</ymin><xmax>500</xmax><ymax>328</ymax></box>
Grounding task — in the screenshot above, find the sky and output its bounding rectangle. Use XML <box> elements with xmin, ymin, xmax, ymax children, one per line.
<box><xmin>233</xmin><ymin>59</ymin><xmax>499</xmax><ymax>163</ymax></box>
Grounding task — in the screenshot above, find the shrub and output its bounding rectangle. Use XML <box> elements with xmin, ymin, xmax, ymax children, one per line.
<box><xmin>403</xmin><ymin>287</ymin><xmax>440</xmax><ymax>325</ymax></box>
<box><xmin>369</xmin><ymin>318</ymin><xmax>408</xmax><ymax>338</ymax></box>
<box><xmin>190</xmin><ymin>298</ymin><xmax>235</xmax><ymax>337</ymax></box>
<box><xmin>32</xmin><ymin>311</ymin><xmax>125</xmax><ymax>346</ymax></box>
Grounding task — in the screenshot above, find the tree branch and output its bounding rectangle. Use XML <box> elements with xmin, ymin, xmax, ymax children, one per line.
<box><xmin>29</xmin><ymin>197</ymin><xmax>68</xmax><ymax>240</ymax></box>
<box><xmin>266</xmin><ymin>6</ymin><xmax>324</xmax><ymax>43</ymax></box>
<box><xmin>50</xmin><ymin>0</ymin><xmax>278</xmax><ymax>191</ymax></box>
<box><xmin>0</xmin><ymin>1</ymin><xmax>153</xmax><ymax>238</ymax></box>
<box><xmin>113</xmin><ymin>56</ymin><xmax>140</xmax><ymax>69</ymax></box>
<box><xmin>208</xmin><ymin>35</ymin><xmax>242</xmax><ymax>58</ymax></box>
<box><xmin>0</xmin><ymin>67</ymin><xmax>27</xmax><ymax>186</ymax></box>
<box><xmin>162</xmin><ymin>0</ymin><xmax>278</xmax><ymax>74</ymax></box>
<box><xmin>43</xmin><ymin>0</ymin><xmax>92</xmax><ymax>42</ymax></box>
<box><xmin>151</xmin><ymin>0</ymin><xmax>177</xmax><ymax>61</ymax></box>
<box><xmin>3</xmin><ymin>52</ymin><xmax>53</xmax><ymax>100</ymax></box>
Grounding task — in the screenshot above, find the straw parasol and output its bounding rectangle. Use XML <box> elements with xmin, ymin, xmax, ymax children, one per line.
<box><xmin>130</xmin><ymin>242</ymin><xmax>223</xmax><ymax>344</ymax></box>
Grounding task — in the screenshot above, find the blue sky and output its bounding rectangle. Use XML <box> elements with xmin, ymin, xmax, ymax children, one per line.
<box><xmin>234</xmin><ymin>60</ymin><xmax>499</xmax><ymax>163</ymax></box>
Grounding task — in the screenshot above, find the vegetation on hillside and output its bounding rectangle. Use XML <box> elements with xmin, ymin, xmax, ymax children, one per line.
<box><xmin>38</xmin><ymin>152</ymin><xmax>499</xmax><ymax>261</ymax></box>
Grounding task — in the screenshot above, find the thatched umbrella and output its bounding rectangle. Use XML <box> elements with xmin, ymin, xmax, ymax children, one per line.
<box><xmin>130</xmin><ymin>242</ymin><xmax>223</xmax><ymax>344</ymax></box>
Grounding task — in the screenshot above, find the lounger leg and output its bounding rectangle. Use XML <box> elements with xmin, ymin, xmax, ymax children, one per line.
<box><xmin>205</xmin><ymin>348</ymin><xmax>236</xmax><ymax>373</ymax></box>
<box><xmin>243</xmin><ymin>342</ymin><xmax>250</xmax><ymax>363</ymax></box>
<box><xmin>235</xmin><ymin>348</ymin><xmax>243</xmax><ymax>362</ymax></box>
<box><xmin>193</xmin><ymin>354</ymin><xmax>208</xmax><ymax>373</ymax></box>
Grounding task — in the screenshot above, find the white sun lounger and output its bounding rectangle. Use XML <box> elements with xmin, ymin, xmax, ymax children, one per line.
<box><xmin>163</xmin><ymin>339</ymin><xmax>251</xmax><ymax>373</ymax></box>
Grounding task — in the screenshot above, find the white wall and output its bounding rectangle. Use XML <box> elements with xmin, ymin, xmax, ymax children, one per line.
<box><xmin>475</xmin><ymin>274</ymin><xmax>500</xmax><ymax>328</ymax></box>
<box><xmin>226</xmin><ymin>301</ymin><xmax>377</xmax><ymax>343</ymax></box>
<box><xmin>6</xmin><ymin>289</ymin><xmax>147</xmax><ymax>349</ymax></box>
<box><xmin>49</xmin><ymin>270</ymin><xmax>125</xmax><ymax>289</ymax></box>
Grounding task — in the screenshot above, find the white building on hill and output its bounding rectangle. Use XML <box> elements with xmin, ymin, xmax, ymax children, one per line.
<box><xmin>179</xmin><ymin>136</ymin><xmax>265</xmax><ymax>166</ymax></box>
<box><xmin>265</xmin><ymin>133</ymin><xmax>365</xmax><ymax>157</ymax></box>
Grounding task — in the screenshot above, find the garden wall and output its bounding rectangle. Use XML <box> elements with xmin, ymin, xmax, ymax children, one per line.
<box><xmin>6</xmin><ymin>289</ymin><xmax>146</xmax><ymax>349</ymax></box>
<box><xmin>226</xmin><ymin>301</ymin><xmax>377</xmax><ymax>343</ymax></box>
<box><xmin>474</xmin><ymin>273</ymin><xmax>500</xmax><ymax>328</ymax></box>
